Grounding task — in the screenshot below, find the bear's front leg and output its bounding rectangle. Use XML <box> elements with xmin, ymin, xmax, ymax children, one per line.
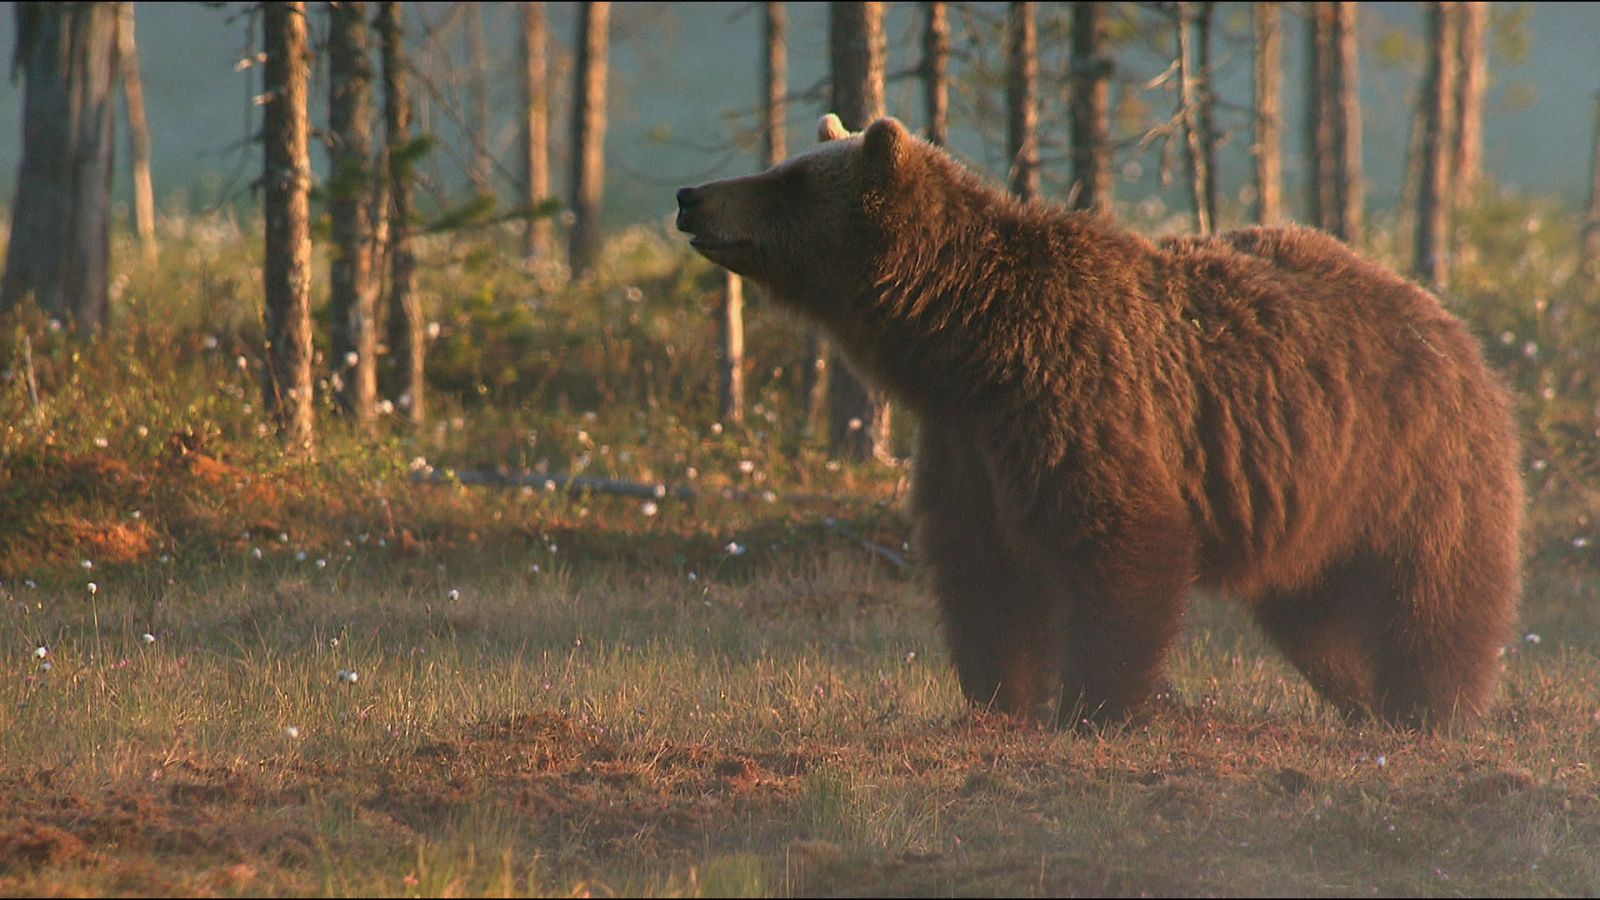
<box><xmin>913</xmin><ymin>424</ymin><xmax>1065</xmax><ymax>722</ymax></box>
<box><xmin>1052</xmin><ymin>501</ymin><xmax>1197</xmax><ymax>727</ymax></box>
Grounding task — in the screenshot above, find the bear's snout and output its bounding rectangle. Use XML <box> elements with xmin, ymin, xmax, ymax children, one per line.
<box><xmin>675</xmin><ymin>187</ymin><xmax>701</xmax><ymax>233</ymax></box>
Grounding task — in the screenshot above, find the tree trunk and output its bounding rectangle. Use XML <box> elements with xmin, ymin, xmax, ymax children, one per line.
<box><xmin>1329</xmin><ymin>1</ymin><xmax>1363</xmax><ymax>243</ymax></box>
<box><xmin>1196</xmin><ymin>2</ymin><xmax>1218</xmax><ymax>228</ymax></box>
<box><xmin>521</xmin><ymin>1</ymin><xmax>551</xmax><ymax>260</ymax></box>
<box><xmin>262</xmin><ymin>1</ymin><xmax>315</xmax><ymax>454</ymax></box>
<box><xmin>379</xmin><ymin>0</ymin><xmax>424</xmax><ymax>426</ymax></box>
<box><xmin>1306</xmin><ymin>1</ymin><xmax>1335</xmax><ymax>231</ymax></box>
<box><xmin>1252</xmin><ymin>2</ymin><xmax>1283</xmax><ymax>225</ymax></box>
<box><xmin>568</xmin><ymin>1</ymin><xmax>610</xmax><ymax>277</ymax></box>
<box><xmin>763</xmin><ymin>2</ymin><xmax>787</xmax><ymax>166</ymax></box>
<box><xmin>1069</xmin><ymin>1</ymin><xmax>1111</xmax><ymax>213</ymax></box>
<box><xmin>0</xmin><ymin>2</ymin><xmax>119</xmax><ymax>333</ymax></box>
<box><xmin>921</xmin><ymin>2</ymin><xmax>948</xmax><ymax>147</ymax></box>
<box><xmin>1177</xmin><ymin>2</ymin><xmax>1212</xmax><ymax>236</ymax></box>
<box><xmin>1415</xmin><ymin>1</ymin><xmax>1459</xmax><ymax>291</ymax></box>
<box><xmin>826</xmin><ymin>0</ymin><xmax>891</xmax><ymax>463</ymax></box>
<box><xmin>1005</xmin><ymin>2</ymin><xmax>1038</xmax><ymax>202</ymax></box>
<box><xmin>1452</xmin><ymin>0</ymin><xmax>1488</xmax><ymax>198</ymax></box>
<box><xmin>1582</xmin><ymin>92</ymin><xmax>1600</xmax><ymax>297</ymax></box>
<box><xmin>719</xmin><ymin>271</ymin><xmax>745</xmax><ymax>423</ymax></box>
<box><xmin>466</xmin><ymin>1</ymin><xmax>490</xmax><ymax>196</ymax></box>
<box><xmin>328</xmin><ymin>0</ymin><xmax>377</xmax><ymax>424</ymax></box>
<box><xmin>116</xmin><ymin>3</ymin><xmax>154</xmax><ymax>258</ymax></box>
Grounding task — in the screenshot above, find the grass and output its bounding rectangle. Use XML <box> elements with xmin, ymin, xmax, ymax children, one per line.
<box><xmin>1</xmin><ymin>205</ymin><xmax>1600</xmax><ymax>895</ymax></box>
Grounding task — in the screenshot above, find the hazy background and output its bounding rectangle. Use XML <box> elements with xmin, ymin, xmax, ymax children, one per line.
<box><xmin>1</xmin><ymin>2</ymin><xmax>1597</xmax><ymax>231</ymax></box>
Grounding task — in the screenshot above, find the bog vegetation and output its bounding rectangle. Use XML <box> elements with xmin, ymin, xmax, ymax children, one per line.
<box><xmin>1</xmin><ymin>191</ymin><xmax>1600</xmax><ymax>895</ymax></box>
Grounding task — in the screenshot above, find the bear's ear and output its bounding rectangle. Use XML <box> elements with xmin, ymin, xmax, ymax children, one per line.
<box><xmin>817</xmin><ymin>113</ymin><xmax>851</xmax><ymax>142</ymax></box>
<box><xmin>862</xmin><ymin>117</ymin><xmax>912</xmax><ymax>179</ymax></box>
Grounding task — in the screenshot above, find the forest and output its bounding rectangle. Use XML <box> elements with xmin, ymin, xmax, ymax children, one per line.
<box><xmin>1</xmin><ymin>1</ymin><xmax>1599</xmax><ymax>896</ymax></box>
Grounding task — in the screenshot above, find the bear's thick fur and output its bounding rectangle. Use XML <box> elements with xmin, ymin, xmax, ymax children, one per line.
<box><xmin>676</xmin><ymin>115</ymin><xmax>1522</xmax><ymax>729</ymax></box>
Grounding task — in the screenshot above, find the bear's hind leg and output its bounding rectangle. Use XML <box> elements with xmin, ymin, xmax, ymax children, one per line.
<box><xmin>1370</xmin><ymin>544</ymin><xmax>1518</xmax><ymax>730</ymax></box>
<box><xmin>1252</xmin><ymin>557</ymin><xmax>1386</xmax><ymax>722</ymax></box>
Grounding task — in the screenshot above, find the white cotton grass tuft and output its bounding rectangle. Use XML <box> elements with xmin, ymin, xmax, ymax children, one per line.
<box><xmin>447</xmin><ymin>588</ymin><xmax>460</xmax><ymax>602</ymax></box>
<box><xmin>337</xmin><ymin>669</ymin><xmax>360</xmax><ymax>684</ymax></box>
<box><xmin>141</xmin><ymin>633</ymin><xmax>156</xmax><ymax>644</ymax></box>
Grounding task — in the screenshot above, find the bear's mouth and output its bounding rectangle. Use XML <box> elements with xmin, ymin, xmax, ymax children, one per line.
<box><xmin>688</xmin><ymin>235</ymin><xmax>753</xmax><ymax>253</ymax></box>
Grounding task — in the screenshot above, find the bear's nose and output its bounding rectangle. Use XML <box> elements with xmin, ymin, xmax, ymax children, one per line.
<box><xmin>676</xmin><ymin>187</ymin><xmax>700</xmax><ymax>212</ymax></box>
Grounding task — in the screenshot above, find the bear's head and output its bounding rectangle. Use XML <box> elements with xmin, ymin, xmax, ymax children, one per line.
<box><xmin>676</xmin><ymin>115</ymin><xmax>923</xmax><ymax>309</ymax></box>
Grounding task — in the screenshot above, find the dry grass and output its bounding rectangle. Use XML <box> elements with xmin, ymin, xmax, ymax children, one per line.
<box><xmin>1</xmin><ymin>527</ymin><xmax>1598</xmax><ymax>896</ymax></box>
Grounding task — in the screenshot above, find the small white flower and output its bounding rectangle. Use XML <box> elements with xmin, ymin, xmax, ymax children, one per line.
<box><xmin>202</xmin><ymin>334</ymin><xmax>220</xmax><ymax>350</ymax></box>
<box><xmin>279</xmin><ymin>532</ymin><xmax>289</xmax><ymax>543</ymax></box>
<box><xmin>529</xmin><ymin>564</ymin><xmax>541</xmax><ymax>574</ymax></box>
<box><xmin>337</xmin><ymin>669</ymin><xmax>359</xmax><ymax>684</ymax></box>
<box><xmin>737</xmin><ymin>460</ymin><xmax>755</xmax><ymax>474</ymax></box>
<box><xmin>426</xmin><ymin>321</ymin><xmax>442</xmax><ymax>340</ymax></box>
<box><xmin>295</xmin><ymin>550</ymin><xmax>308</xmax><ymax>562</ymax></box>
<box><xmin>1574</xmin><ymin>537</ymin><xmax>1591</xmax><ymax>549</ymax></box>
<box><xmin>159</xmin><ymin>554</ymin><xmax>171</xmax><ymax>564</ymax></box>
<box><xmin>315</xmin><ymin>558</ymin><xmax>327</xmax><ymax>569</ymax></box>
<box><xmin>687</xmin><ymin>572</ymin><xmax>698</xmax><ymax>582</ymax></box>
<box><xmin>34</xmin><ymin>646</ymin><xmax>48</xmax><ymax>659</ymax></box>
<box><xmin>141</xmin><ymin>633</ymin><xmax>156</xmax><ymax>644</ymax></box>
<box><xmin>725</xmin><ymin>541</ymin><xmax>746</xmax><ymax>557</ymax></box>
<box><xmin>711</xmin><ymin>422</ymin><xmax>723</xmax><ymax>435</ymax></box>
<box><xmin>39</xmin><ymin>660</ymin><xmax>52</xmax><ymax>672</ymax></box>
<box><xmin>251</xmin><ymin>547</ymin><xmax>263</xmax><ymax>560</ymax></box>
<box><xmin>848</xmin><ymin>417</ymin><xmax>863</xmax><ymax>432</ymax></box>
<box><xmin>762</xmin><ymin>490</ymin><xmax>777</xmax><ymax>503</ymax></box>
<box><xmin>80</xmin><ymin>559</ymin><xmax>94</xmax><ymax>570</ymax></box>
<box><xmin>447</xmin><ymin>588</ymin><xmax>460</xmax><ymax>602</ymax></box>
<box><xmin>1376</xmin><ymin>755</ymin><xmax>1387</xmax><ymax>768</ymax></box>
<box><xmin>137</xmin><ymin>425</ymin><xmax>150</xmax><ymax>438</ymax></box>
<box><xmin>905</xmin><ymin>651</ymin><xmax>917</xmax><ymax>663</ymax></box>
<box><xmin>640</xmin><ymin>501</ymin><xmax>659</xmax><ymax>517</ymax></box>
<box><xmin>236</xmin><ymin>354</ymin><xmax>249</xmax><ymax>370</ymax></box>
<box><xmin>653</xmin><ymin>483</ymin><xmax>668</xmax><ymax>499</ymax></box>
<box><xmin>93</xmin><ymin>436</ymin><xmax>109</xmax><ymax>448</ymax></box>
<box><xmin>343</xmin><ymin>351</ymin><xmax>359</xmax><ymax>368</ymax></box>
<box><xmin>284</xmin><ymin>725</ymin><xmax>301</xmax><ymax>739</ymax></box>
<box><xmin>1525</xmin><ymin>633</ymin><xmax>1542</xmax><ymax>645</ymax></box>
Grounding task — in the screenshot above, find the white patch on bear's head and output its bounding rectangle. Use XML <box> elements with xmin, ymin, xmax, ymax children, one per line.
<box><xmin>818</xmin><ymin>113</ymin><xmax>852</xmax><ymax>142</ymax></box>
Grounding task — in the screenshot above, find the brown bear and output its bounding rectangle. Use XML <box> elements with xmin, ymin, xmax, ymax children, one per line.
<box><xmin>676</xmin><ymin>114</ymin><xmax>1522</xmax><ymax>730</ymax></box>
